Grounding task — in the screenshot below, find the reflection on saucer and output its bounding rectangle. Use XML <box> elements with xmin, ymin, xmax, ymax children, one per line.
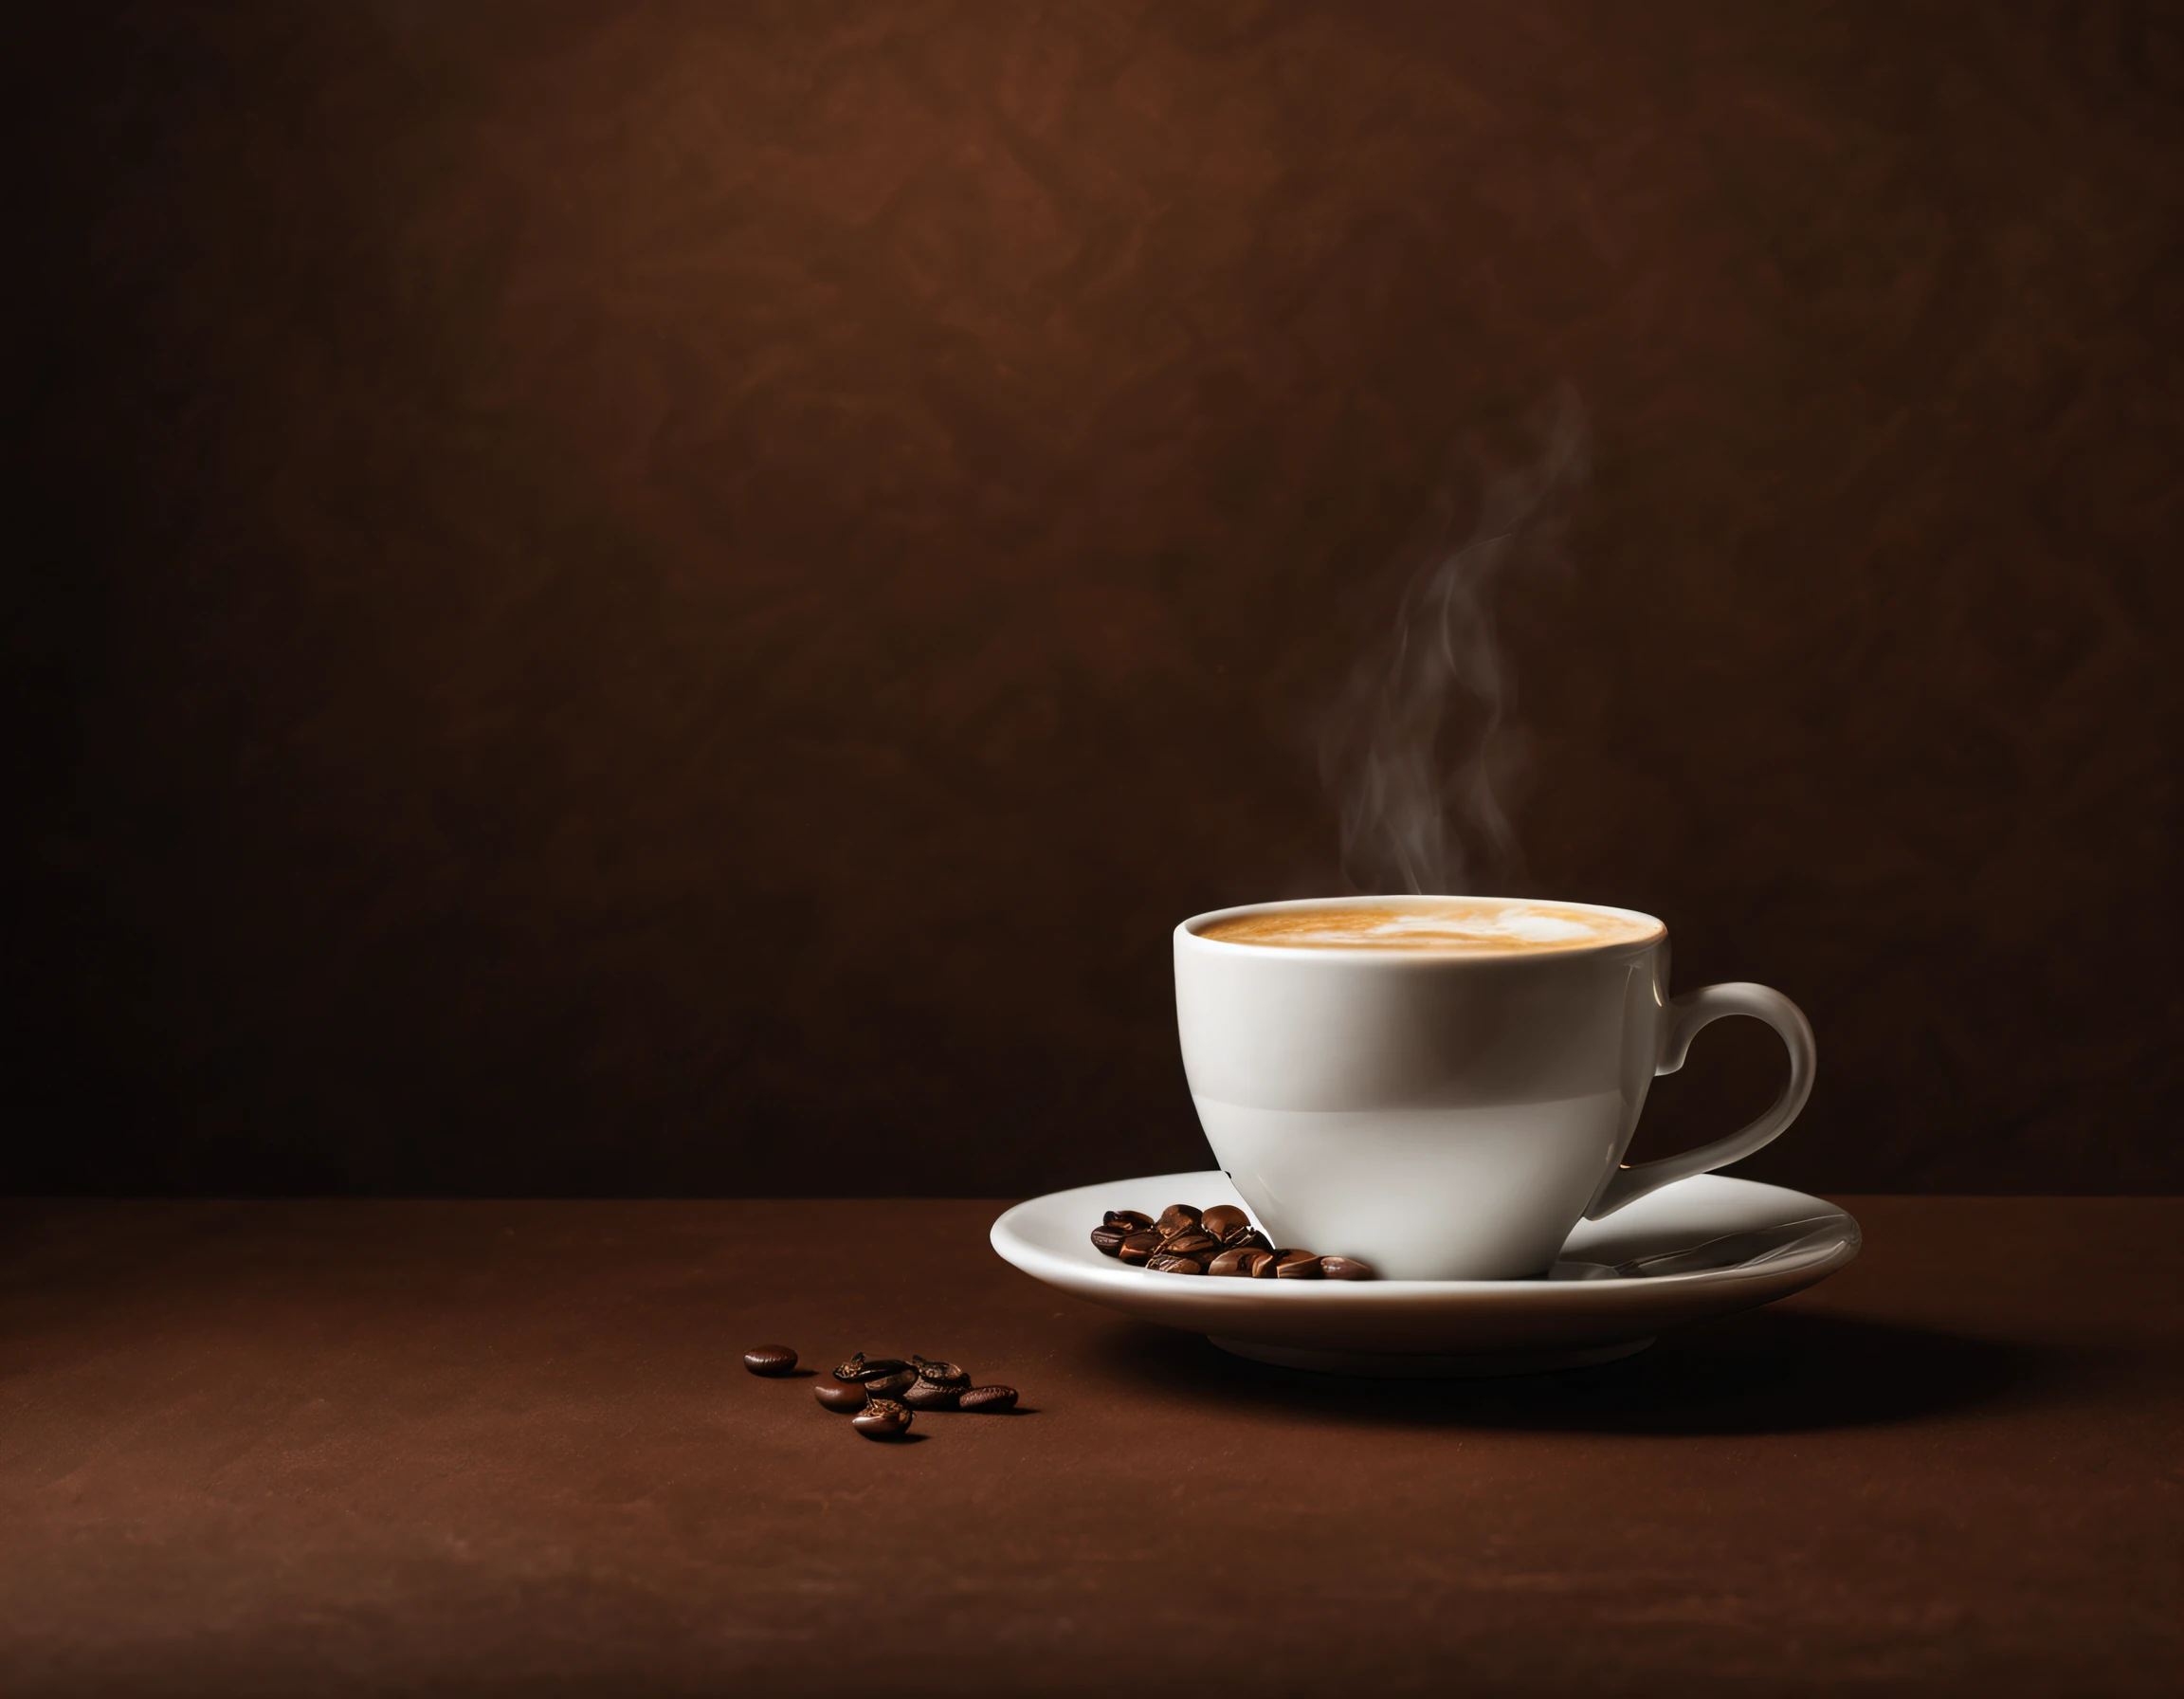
<box><xmin>1597</xmin><ymin>1215</ymin><xmax>1847</xmax><ymax>1279</ymax></box>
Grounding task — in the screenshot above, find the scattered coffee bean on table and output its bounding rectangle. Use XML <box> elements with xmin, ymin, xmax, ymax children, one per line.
<box><xmin>901</xmin><ymin>1359</ymin><xmax>966</xmax><ymax>1412</ymax></box>
<box><xmin>779</xmin><ymin>1349</ymin><xmax>1027</xmax><ymax>1430</ymax></box>
<box><xmin>833</xmin><ymin>1353</ymin><xmax>909</xmax><ymax>1384</ymax></box>
<box><xmin>742</xmin><ymin>1345</ymin><xmax>798</xmax><ymax>1376</ymax></box>
<box><xmin>851</xmin><ymin>1398</ymin><xmax>913</xmax><ymax>1440</ymax></box>
<box><xmin>1090</xmin><ymin>1202</ymin><xmax>1376</xmax><ymax>1280</ymax></box>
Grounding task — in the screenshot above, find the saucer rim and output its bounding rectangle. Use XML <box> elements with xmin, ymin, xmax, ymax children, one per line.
<box><xmin>990</xmin><ymin>1169</ymin><xmax>1860</xmax><ymax>1303</ymax></box>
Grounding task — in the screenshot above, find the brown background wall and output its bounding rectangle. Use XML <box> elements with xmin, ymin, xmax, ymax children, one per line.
<box><xmin>12</xmin><ymin>1</ymin><xmax>2179</xmax><ymax>1197</ymax></box>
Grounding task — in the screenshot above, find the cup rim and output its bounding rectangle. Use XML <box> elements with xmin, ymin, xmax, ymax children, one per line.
<box><xmin>1175</xmin><ymin>892</ymin><xmax>1666</xmax><ymax>959</ymax></box>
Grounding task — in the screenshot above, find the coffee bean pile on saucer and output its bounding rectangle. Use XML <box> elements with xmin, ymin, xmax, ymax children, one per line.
<box><xmin>742</xmin><ymin>1345</ymin><xmax>1018</xmax><ymax>1440</ymax></box>
<box><xmin>1090</xmin><ymin>1202</ymin><xmax>1376</xmax><ymax>1280</ymax></box>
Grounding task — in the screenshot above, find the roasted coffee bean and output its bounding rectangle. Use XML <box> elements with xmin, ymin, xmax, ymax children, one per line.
<box><xmin>1273</xmin><ymin>1251</ymin><xmax>1323</xmax><ymax>1279</ymax></box>
<box><xmin>1146</xmin><ymin>1252</ymin><xmax>1207</xmax><ymax>1274</ymax></box>
<box><xmin>1156</xmin><ymin>1204</ymin><xmax>1202</xmax><ymax>1235</ymax></box>
<box><xmin>1159</xmin><ymin>1229</ymin><xmax>1222</xmax><ymax>1260</ymax></box>
<box><xmin>1226</xmin><ymin>1229</ymin><xmax>1274</xmax><ymax>1252</ymax></box>
<box><xmin>901</xmin><ymin>1378</ymin><xmax>960</xmax><ymax>1411</ymax></box>
<box><xmin>834</xmin><ymin>1354</ymin><xmax>911</xmax><ymax>1384</ymax></box>
<box><xmin>1206</xmin><ymin>1247</ymin><xmax>1255</xmax><ymax>1277</ymax></box>
<box><xmin>1090</xmin><ymin>1224</ymin><xmax>1131</xmax><ymax>1256</ymax></box>
<box><xmin>851</xmin><ymin>1398</ymin><xmax>913</xmax><ymax>1439</ymax></box>
<box><xmin>1243</xmin><ymin>1251</ymin><xmax>1280</xmax><ymax>1278</ymax></box>
<box><xmin>1118</xmin><ymin>1231</ymin><xmax>1161</xmax><ymax>1266</ymax></box>
<box><xmin>815</xmin><ymin>1379</ymin><xmax>868</xmax><ymax>1413</ymax></box>
<box><xmin>742</xmin><ymin>1345</ymin><xmax>798</xmax><ymax>1377</ymax></box>
<box><xmin>1319</xmin><ymin>1256</ymin><xmax>1376</xmax><ymax>1281</ymax></box>
<box><xmin>957</xmin><ymin>1385</ymin><xmax>1018</xmax><ymax>1414</ymax></box>
<box><xmin>1103</xmin><ymin>1210</ymin><xmax>1156</xmax><ymax>1233</ymax></box>
<box><xmin>860</xmin><ymin>1367</ymin><xmax>917</xmax><ymax>1399</ymax></box>
<box><xmin>912</xmin><ymin>1357</ymin><xmax>970</xmax><ymax>1390</ymax></box>
<box><xmin>1200</xmin><ymin>1204</ymin><xmax>1250</xmax><ymax>1242</ymax></box>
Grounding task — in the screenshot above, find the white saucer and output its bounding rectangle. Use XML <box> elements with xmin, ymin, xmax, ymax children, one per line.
<box><xmin>990</xmin><ymin>1171</ymin><xmax>1859</xmax><ymax>1377</ymax></box>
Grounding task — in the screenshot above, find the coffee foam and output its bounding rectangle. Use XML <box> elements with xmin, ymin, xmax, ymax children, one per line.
<box><xmin>1196</xmin><ymin>899</ymin><xmax>1659</xmax><ymax>953</ymax></box>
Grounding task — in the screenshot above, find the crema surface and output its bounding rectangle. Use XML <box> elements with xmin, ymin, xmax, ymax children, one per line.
<box><xmin>1196</xmin><ymin>900</ymin><xmax>1659</xmax><ymax>952</ymax></box>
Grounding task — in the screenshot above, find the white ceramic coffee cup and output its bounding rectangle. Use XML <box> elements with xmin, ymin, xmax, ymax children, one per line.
<box><xmin>1174</xmin><ymin>894</ymin><xmax>1815</xmax><ymax>1280</ymax></box>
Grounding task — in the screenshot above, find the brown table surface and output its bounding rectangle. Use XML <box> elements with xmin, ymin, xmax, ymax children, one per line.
<box><xmin>2</xmin><ymin>1197</ymin><xmax>2177</xmax><ymax>1696</ymax></box>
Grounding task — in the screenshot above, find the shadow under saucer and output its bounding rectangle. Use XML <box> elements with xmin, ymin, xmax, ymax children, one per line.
<box><xmin>1089</xmin><ymin>1306</ymin><xmax>2084</xmax><ymax>1436</ymax></box>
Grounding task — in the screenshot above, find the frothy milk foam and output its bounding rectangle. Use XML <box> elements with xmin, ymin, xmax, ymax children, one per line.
<box><xmin>1196</xmin><ymin>898</ymin><xmax>1658</xmax><ymax>953</ymax></box>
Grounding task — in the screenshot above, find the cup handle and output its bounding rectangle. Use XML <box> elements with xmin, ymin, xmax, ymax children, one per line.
<box><xmin>1584</xmin><ymin>981</ymin><xmax>1816</xmax><ymax>1220</ymax></box>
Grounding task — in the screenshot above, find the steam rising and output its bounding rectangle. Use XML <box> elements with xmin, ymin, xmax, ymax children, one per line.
<box><xmin>1319</xmin><ymin>388</ymin><xmax>1590</xmax><ymax>894</ymax></box>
